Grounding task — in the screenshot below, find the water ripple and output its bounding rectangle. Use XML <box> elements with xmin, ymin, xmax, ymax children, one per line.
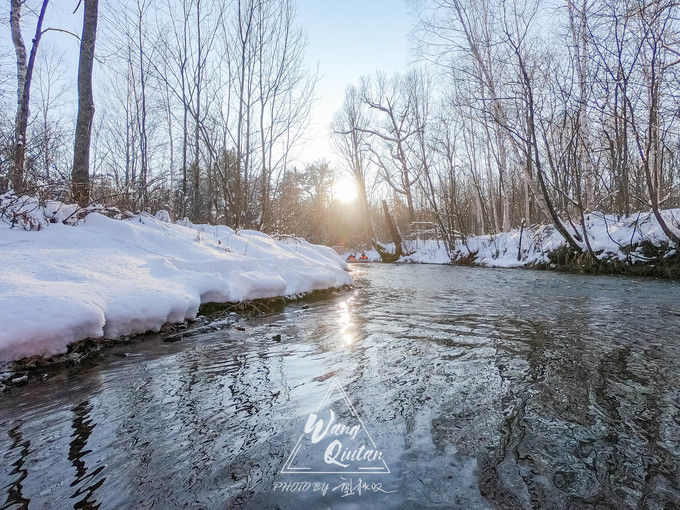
<box><xmin>0</xmin><ymin>265</ymin><xmax>679</xmax><ymax>508</ymax></box>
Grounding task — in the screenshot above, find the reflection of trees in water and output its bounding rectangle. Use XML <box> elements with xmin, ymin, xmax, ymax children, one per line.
<box><xmin>442</xmin><ymin>315</ymin><xmax>553</xmax><ymax>509</ymax></box>
<box><xmin>3</xmin><ymin>421</ymin><xmax>31</xmax><ymax>509</ymax></box>
<box><xmin>473</xmin><ymin>294</ymin><xmax>598</xmax><ymax>507</ymax></box>
<box><xmin>69</xmin><ymin>400</ymin><xmax>105</xmax><ymax>509</ymax></box>
<box><xmin>462</xmin><ymin>296</ymin><xmax>680</xmax><ymax>509</ymax></box>
<box><xmin>114</xmin><ymin>366</ymin><xmax>163</xmax><ymax>506</ymax></box>
<box><xmin>187</xmin><ymin>339</ymin><xmax>281</xmax><ymax>507</ymax></box>
<box><xmin>591</xmin><ymin>346</ymin><xmax>680</xmax><ymax>508</ymax></box>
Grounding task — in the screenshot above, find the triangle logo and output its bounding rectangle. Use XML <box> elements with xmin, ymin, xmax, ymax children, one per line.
<box><xmin>281</xmin><ymin>379</ymin><xmax>390</xmax><ymax>475</ymax></box>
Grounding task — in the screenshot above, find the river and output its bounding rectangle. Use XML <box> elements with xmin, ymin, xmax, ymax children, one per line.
<box><xmin>1</xmin><ymin>264</ymin><xmax>679</xmax><ymax>509</ymax></box>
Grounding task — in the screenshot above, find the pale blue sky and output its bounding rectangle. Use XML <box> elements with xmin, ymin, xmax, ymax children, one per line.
<box><xmin>296</xmin><ymin>0</ymin><xmax>414</xmax><ymax>164</ymax></box>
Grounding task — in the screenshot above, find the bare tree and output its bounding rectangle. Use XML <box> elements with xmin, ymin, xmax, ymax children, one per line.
<box><xmin>72</xmin><ymin>0</ymin><xmax>99</xmax><ymax>206</ymax></box>
<box><xmin>10</xmin><ymin>0</ymin><xmax>50</xmax><ymax>192</ymax></box>
<box><xmin>34</xmin><ymin>46</ymin><xmax>68</xmax><ymax>181</ymax></box>
<box><xmin>358</xmin><ymin>72</ymin><xmax>421</xmax><ymax>223</ymax></box>
<box><xmin>624</xmin><ymin>0</ymin><xmax>680</xmax><ymax>244</ymax></box>
<box><xmin>567</xmin><ymin>0</ymin><xmax>596</xmax><ymax>210</ymax></box>
<box><xmin>332</xmin><ymin>85</ymin><xmax>375</xmax><ymax>243</ymax></box>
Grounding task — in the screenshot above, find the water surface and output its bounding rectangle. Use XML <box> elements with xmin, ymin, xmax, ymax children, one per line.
<box><xmin>1</xmin><ymin>265</ymin><xmax>680</xmax><ymax>509</ymax></box>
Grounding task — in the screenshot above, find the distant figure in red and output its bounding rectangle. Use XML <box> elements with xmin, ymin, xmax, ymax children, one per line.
<box><xmin>359</xmin><ymin>252</ymin><xmax>368</xmax><ymax>260</ymax></box>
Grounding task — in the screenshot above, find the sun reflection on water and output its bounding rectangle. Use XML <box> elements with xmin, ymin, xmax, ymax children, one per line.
<box><xmin>338</xmin><ymin>298</ymin><xmax>355</xmax><ymax>346</ymax></box>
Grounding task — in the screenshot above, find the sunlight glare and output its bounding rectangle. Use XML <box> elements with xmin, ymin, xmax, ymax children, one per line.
<box><xmin>332</xmin><ymin>177</ymin><xmax>358</xmax><ymax>203</ymax></box>
<box><xmin>338</xmin><ymin>298</ymin><xmax>356</xmax><ymax>346</ymax></box>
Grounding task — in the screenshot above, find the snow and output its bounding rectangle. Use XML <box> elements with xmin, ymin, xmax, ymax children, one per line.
<box><xmin>402</xmin><ymin>239</ymin><xmax>452</xmax><ymax>264</ymax></box>
<box><xmin>346</xmin><ymin>241</ymin><xmax>451</xmax><ymax>264</ymax></box>
<box><xmin>0</xmin><ymin>194</ymin><xmax>352</xmax><ymax>362</ymax></box>
<box><xmin>454</xmin><ymin>210</ymin><xmax>680</xmax><ymax>268</ymax></box>
<box><xmin>343</xmin><ymin>209</ymin><xmax>680</xmax><ymax>268</ymax></box>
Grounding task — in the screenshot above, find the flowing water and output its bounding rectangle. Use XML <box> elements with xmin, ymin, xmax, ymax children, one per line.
<box><xmin>1</xmin><ymin>264</ymin><xmax>680</xmax><ymax>509</ymax></box>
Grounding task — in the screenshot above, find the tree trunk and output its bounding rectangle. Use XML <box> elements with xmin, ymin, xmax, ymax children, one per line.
<box><xmin>516</xmin><ymin>48</ymin><xmax>582</xmax><ymax>253</ymax></box>
<box><xmin>191</xmin><ymin>0</ymin><xmax>202</xmax><ymax>221</ymax></box>
<box><xmin>373</xmin><ymin>200</ymin><xmax>404</xmax><ymax>262</ymax></box>
<box><xmin>10</xmin><ymin>0</ymin><xmax>50</xmax><ymax>192</ymax></box>
<box><xmin>642</xmin><ymin>62</ymin><xmax>680</xmax><ymax>245</ymax></box>
<box><xmin>10</xmin><ymin>0</ymin><xmax>27</xmax><ymax>192</ymax></box>
<box><xmin>72</xmin><ymin>0</ymin><xmax>99</xmax><ymax>206</ymax></box>
<box><xmin>568</xmin><ymin>0</ymin><xmax>594</xmax><ymax>210</ymax></box>
<box><xmin>136</xmin><ymin>3</ymin><xmax>149</xmax><ymax>209</ymax></box>
<box><xmin>356</xmin><ymin>176</ymin><xmax>373</xmax><ymax>241</ymax></box>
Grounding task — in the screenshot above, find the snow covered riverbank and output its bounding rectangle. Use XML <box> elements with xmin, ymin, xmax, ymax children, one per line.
<box><xmin>351</xmin><ymin>209</ymin><xmax>680</xmax><ymax>273</ymax></box>
<box><xmin>454</xmin><ymin>210</ymin><xmax>680</xmax><ymax>269</ymax></box>
<box><xmin>0</xmin><ymin>194</ymin><xmax>352</xmax><ymax>362</ymax></box>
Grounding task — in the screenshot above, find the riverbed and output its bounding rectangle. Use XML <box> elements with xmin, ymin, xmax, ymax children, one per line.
<box><xmin>1</xmin><ymin>264</ymin><xmax>679</xmax><ymax>508</ymax></box>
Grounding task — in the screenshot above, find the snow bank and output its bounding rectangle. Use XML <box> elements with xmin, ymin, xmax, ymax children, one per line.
<box><xmin>342</xmin><ymin>239</ymin><xmax>451</xmax><ymax>264</ymax></box>
<box><xmin>454</xmin><ymin>210</ymin><xmax>680</xmax><ymax>268</ymax></box>
<box><xmin>342</xmin><ymin>209</ymin><xmax>679</xmax><ymax>268</ymax></box>
<box><xmin>0</xmin><ymin>195</ymin><xmax>352</xmax><ymax>362</ymax></box>
<box><xmin>454</xmin><ymin>225</ymin><xmax>561</xmax><ymax>268</ymax></box>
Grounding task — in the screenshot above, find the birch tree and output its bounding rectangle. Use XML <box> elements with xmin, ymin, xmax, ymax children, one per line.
<box><xmin>10</xmin><ymin>0</ymin><xmax>50</xmax><ymax>192</ymax></box>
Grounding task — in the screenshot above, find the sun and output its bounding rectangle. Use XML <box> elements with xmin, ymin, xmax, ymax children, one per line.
<box><xmin>332</xmin><ymin>176</ymin><xmax>358</xmax><ymax>203</ymax></box>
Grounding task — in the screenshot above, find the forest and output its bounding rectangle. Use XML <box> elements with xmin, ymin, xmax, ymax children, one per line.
<box><xmin>2</xmin><ymin>0</ymin><xmax>680</xmax><ymax>254</ymax></box>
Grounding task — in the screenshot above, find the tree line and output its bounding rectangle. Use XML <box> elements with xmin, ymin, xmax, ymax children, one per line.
<box><xmin>3</xmin><ymin>0</ymin><xmax>680</xmax><ymax>253</ymax></box>
<box><xmin>2</xmin><ymin>0</ymin><xmax>315</xmax><ymax>232</ymax></box>
<box><xmin>334</xmin><ymin>0</ymin><xmax>680</xmax><ymax>254</ymax></box>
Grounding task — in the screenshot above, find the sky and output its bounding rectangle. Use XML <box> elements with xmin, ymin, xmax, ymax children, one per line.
<box><xmin>294</xmin><ymin>0</ymin><xmax>414</xmax><ymax>167</ymax></box>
